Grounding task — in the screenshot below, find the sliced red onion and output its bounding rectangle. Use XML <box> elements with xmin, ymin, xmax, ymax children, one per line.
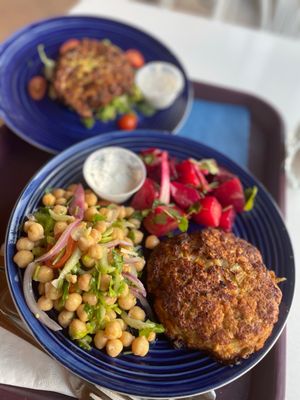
<box><xmin>23</xmin><ymin>262</ymin><xmax>62</xmax><ymax>331</ymax></box>
<box><xmin>130</xmin><ymin>287</ymin><xmax>154</xmax><ymax>320</ymax></box>
<box><xmin>69</xmin><ymin>184</ymin><xmax>85</xmax><ymax>220</ymax></box>
<box><xmin>36</xmin><ymin>219</ymin><xmax>81</xmax><ymax>263</ymax></box>
<box><xmin>104</xmin><ymin>239</ymin><xmax>132</xmax><ymax>248</ymax></box>
<box><xmin>159</xmin><ymin>151</ymin><xmax>170</xmax><ymax>204</ymax></box>
<box><xmin>123</xmin><ymin>272</ymin><xmax>146</xmax><ymax>297</ymax></box>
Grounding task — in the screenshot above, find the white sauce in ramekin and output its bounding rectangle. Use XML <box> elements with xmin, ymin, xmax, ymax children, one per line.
<box><xmin>83</xmin><ymin>147</ymin><xmax>146</xmax><ymax>203</ymax></box>
<box><xmin>135</xmin><ymin>61</ymin><xmax>184</xmax><ymax>109</ymax></box>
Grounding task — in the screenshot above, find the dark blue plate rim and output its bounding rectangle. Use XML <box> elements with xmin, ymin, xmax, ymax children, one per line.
<box><xmin>4</xmin><ymin>130</ymin><xmax>295</xmax><ymax>397</ymax></box>
<box><xmin>0</xmin><ymin>16</ymin><xmax>193</xmax><ymax>154</ymax></box>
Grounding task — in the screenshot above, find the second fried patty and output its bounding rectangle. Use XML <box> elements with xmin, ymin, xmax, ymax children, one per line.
<box><xmin>52</xmin><ymin>38</ymin><xmax>135</xmax><ymax>118</ymax></box>
<box><xmin>147</xmin><ymin>228</ymin><xmax>282</xmax><ymax>363</ymax></box>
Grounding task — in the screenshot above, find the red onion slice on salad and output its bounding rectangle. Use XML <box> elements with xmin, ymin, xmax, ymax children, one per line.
<box><xmin>123</xmin><ymin>271</ymin><xmax>146</xmax><ymax>297</ymax></box>
<box><xmin>36</xmin><ymin>219</ymin><xmax>81</xmax><ymax>263</ymax></box>
<box><xmin>130</xmin><ymin>287</ymin><xmax>154</xmax><ymax>320</ymax></box>
<box><xmin>69</xmin><ymin>183</ymin><xmax>85</xmax><ymax>220</ymax></box>
<box><xmin>23</xmin><ymin>262</ymin><xmax>62</xmax><ymax>331</ymax></box>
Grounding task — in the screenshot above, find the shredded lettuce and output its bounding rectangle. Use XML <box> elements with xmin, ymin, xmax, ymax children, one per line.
<box><xmin>51</xmin><ymin>247</ymin><xmax>82</xmax><ymax>288</ymax></box>
<box><xmin>37</xmin><ymin>44</ymin><xmax>56</xmax><ymax>80</ymax></box>
<box><xmin>121</xmin><ymin>312</ymin><xmax>165</xmax><ymax>333</ymax></box>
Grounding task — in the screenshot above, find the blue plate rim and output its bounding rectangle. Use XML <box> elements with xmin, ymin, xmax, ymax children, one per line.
<box><xmin>0</xmin><ymin>15</ymin><xmax>193</xmax><ymax>154</ymax></box>
<box><xmin>4</xmin><ymin>130</ymin><xmax>295</xmax><ymax>397</ymax></box>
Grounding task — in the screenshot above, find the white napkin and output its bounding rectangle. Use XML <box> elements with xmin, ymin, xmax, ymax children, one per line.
<box><xmin>0</xmin><ymin>326</ymin><xmax>75</xmax><ymax>397</ymax></box>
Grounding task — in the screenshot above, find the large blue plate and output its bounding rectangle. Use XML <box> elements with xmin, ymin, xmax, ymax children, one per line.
<box><xmin>5</xmin><ymin>131</ymin><xmax>294</xmax><ymax>398</ymax></box>
<box><xmin>0</xmin><ymin>17</ymin><xmax>192</xmax><ymax>153</ymax></box>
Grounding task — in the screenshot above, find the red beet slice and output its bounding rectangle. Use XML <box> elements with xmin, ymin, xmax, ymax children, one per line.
<box><xmin>213</xmin><ymin>177</ymin><xmax>245</xmax><ymax>212</ymax></box>
<box><xmin>170</xmin><ymin>182</ymin><xmax>201</xmax><ymax>209</ymax></box>
<box><xmin>219</xmin><ymin>206</ymin><xmax>236</xmax><ymax>232</ymax></box>
<box><xmin>130</xmin><ymin>178</ymin><xmax>159</xmax><ymax>210</ymax></box>
<box><xmin>193</xmin><ymin>196</ymin><xmax>222</xmax><ymax>227</ymax></box>
<box><xmin>143</xmin><ymin>205</ymin><xmax>184</xmax><ymax>236</ymax></box>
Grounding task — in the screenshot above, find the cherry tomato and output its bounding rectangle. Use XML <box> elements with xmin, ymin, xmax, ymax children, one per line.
<box><xmin>117</xmin><ymin>113</ymin><xmax>138</xmax><ymax>130</ymax></box>
<box><xmin>27</xmin><ymin>76</ymin><xmax>47</xmax><ymax>101</ymax></box>
<box><xmin>125</xmin><ymin>49</ymin><xmax>145</xmax><ymax>68</ymax></box>
<box><xmin>59</xmin><ymin>38</ymin><xmax>80</xmax><ymax>55</ymax></box>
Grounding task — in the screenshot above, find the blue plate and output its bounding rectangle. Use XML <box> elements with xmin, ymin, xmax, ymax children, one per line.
<box><xmin>0</xmin><ymin>17</ymin><xmax>192</xmax><ymax>153</ymax></box>
<box><xmin>5</xmin><ymin>131</ymin><xmax>294</xmax><ymax>398</ymax></box>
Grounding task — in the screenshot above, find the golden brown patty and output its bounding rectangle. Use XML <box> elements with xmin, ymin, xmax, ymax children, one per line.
<box><xmin>147</xmin><ymin>228</ymin><xmax>282</xmax><ymax>363</ymax></box>
<box><xmin>52</xmin><ymin>38</ymin><xmax>135</xmax><ymax>118</ymax></box>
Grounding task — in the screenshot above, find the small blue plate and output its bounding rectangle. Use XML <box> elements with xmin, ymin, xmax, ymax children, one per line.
<box><xmin>5</xmin><ymin>131</ymin><xmax>294</xmax><ymax>398</ymax></box>
<box><xmin>0</xmin><ymin>17</ymin><xmax>192</xmax><ymax>153</ymax></box>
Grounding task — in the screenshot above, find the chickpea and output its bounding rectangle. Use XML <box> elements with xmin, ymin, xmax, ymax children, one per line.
<box><xmin>82</xmin><ymin>292</ymin><xmax>98</xmax><ymax>306</ymax></box>
<box><xmin>147</xmin><ymin>332</ymin><xmax>156</xmax><ymax>343</ymax></box>
<box><xmin>76</xmin><ymin>304</ymin><xmax>89</xmax><ymax>322</ymax></box>
<box><xmin>94</xmin><ymin>330</ymin><xmax>108</xmax><ymax>350</ymax></box>
<box><xmin>117</xmin><ymin>206</ymin><xmax>126</xmax><ymax>219</ymax></box>
<box><xmin>106</xmin><ymin>339</ymin><xmax>123</xmax><ymax>357</ymax></box>
<box><xmin>118</xmin><ymin>293</ymin><xmax>136</xmax><ymax>310</ymax></box>
<box><xmin>64</xmin><ymin>190</ymin><xmax>73</xmax><ymax>200</ymax></box>
<box><xmin>69</xmin><ymin>319</ymin><xmax>87</xmax><ymax>340</ymax></box>
<box><xmin>106</xmin><ymin>309</ymin><xmax>117</xmax><ymax>321</ymax></box>
<box><xmin>27</xmin><ymin>222</ymin><xmax>44</xmax><ymax>242</ymax></box>
<box><xmin>53</xmin><ymin>299</ymin><xmax>64</xmax><ymax>312</ymax></box>
<box><xmin>78</xmin><ymin>236</ymin><xmax>95</xmax><ymax>252</ymax></box>
<box><xmin>67</xmin><ymin>184</ymin><xmax>77</xmax><ymax>193</ymax></box>
<box><xmin>103</xmin><ymin>296</ymin><xmax>117</xmax><ymax>306</ymax></box>
<box><xmin>66</xmin><ymin>274</ymin><xmax>77</xmax><ymax>284</ymax></box>
<box><xmin>128</xmin><ymin>306</ymin><xmax>146</xmax><ymax>321</ymax></box>
<box><xmin>84</xmin><ymin>206</ymin><xmax>99</xmax><ymax>222</ymax></box>
<box><xmin>85</xmin><ymin>192</ymin><xmax>98</xmax><ymax>206</ymax></box>
<box><xmin>23</xmin><ymin>220</ymin><xmax>35</xmax><ymax>233</ymax></box>
<box><xmin>53</xmin><ymin>205</ymin><xmax>67</xmax><ymax>215</ymax></box>
<box><xmin>54</xmin><ymin>221</ymin><xmax>68</xmax><ymax>236</ymax></box>
<box><xmin>132</xmin><ymin>336</ymin><xmax>149</xmax><ymax>357</ymax></box>
<box><xmin>131</xmin><ymin>229</ymin><xmax>144</xmax><ymax>245</ymax></box>
<box><xmin>120</xmin><ymin>331</ymin><xmax>134</xmax><ymax>347</ymax></box>
<box><xmin>13</xmin><ymin>250</ymin><xmax>33</xmax><ymax>268</ymax></box>
<box><xmin>105</xmin><ymin>320</ymin><xmax>122</xmax><ymax>340</ymax></box>
<box><xmin>81</xmin><ymin>254</ymin><xmax>95</xmax><ymax>268</ymax></box>
<box><xmin>37</xmin><ymin>296</ymin><xmax>53</xmax><ymax>311</ymax></box>
<box><xmin>90</xmin><ymin>228</ymin><xmax>101</xmax><ymax>242</ymax></box>
<box><xmin>119</xmin><ymin>283</ymin><xmax>129</xmax><ymax>298</ymax></box>
<box><xmin>88</xmin><ymin>243</ymin><xmax>103</xmax><ymax>260</ymax></box>
<box><xmin>77</xmin><ymin>273</ymin><xmax>92</xmax><ymax>292</ymax></box>
<box><xmin>45</xmin><ymin>283</ymin><xmax>62</xmax><ymax>300</ymax></box>
<box><xmin>38</xmin><ymin>282</ymin><xmax>45</xmax><ymax>295</ymax></box>
<box><xmin>52</xmin><ymin>188</ymin><xmax>65</xmax><ymax>198</ymax></box>
<box><xmin>112</xmin><ymin>227</ymin><xmax>124</xmax><ymax>240</ymax></box>
<box><xmin>135</xmin><ymin>259</ymin><xmax>146</xmax><ymax>272</ymax></box>
<box><xmin>125</xmin><ymin>207</ymin><xmax>135</xmax><ymax>218</ymax></box>
<box><xmin>55</xmin><ymin>197</ymin><xmax>67</xmax><ymax>205</ymax></box>
<box><xmin>100</xmin><ymin>274</ymin><xmax>111</xmax><ymax>291</ymax></box>
<box><xmin>115</xmin><ymin>318</ymin><xmax>127</xmax><ymax>331</ymax></box>
<box><xmin>16</xmin><ymin>237</ymin><xmax>34</xmax><ymax>251</ymax></box>
<box><xmin>42</xmin><ymin>193</ymin><xmax>56</xmax><ymax>207</ymax></box>
<box><xmin>94</xmin><ymin>221</ymin><xmax>108</xmax><ymax>234</ymax></box>
<box><xmin>128</xmin><ymin>218</ymin><xmax>141</xmax><ymax>229</ymax></box>
<box><xmin>35</xmin><ymin>265</ymin><xmax>54</xmax><ymax>283</ymax></box>
<box><xmin>65</xmin><ymin>293</ymin><xmax>82</xmax><ymax>312</ymax></box>
<box><xmin>145</xmin><ymin>235</ymin><xmax>160</xmax><ymax>249</ymax></box>
<box><xmin>58</xmin><ymin>310</ymin><xmax>74</xmax><ymax>328</ymax></box>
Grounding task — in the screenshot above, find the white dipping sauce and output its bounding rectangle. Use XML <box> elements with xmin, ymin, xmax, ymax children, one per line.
<box><xmin>135</xmin><ymin>61</ymin><xmax>184</xmax><ymax>109</ymax></box>
<box><xmin>83</xmin><ymin>147</ymin><xmax>146</xmax><ymax>203</ymax></box>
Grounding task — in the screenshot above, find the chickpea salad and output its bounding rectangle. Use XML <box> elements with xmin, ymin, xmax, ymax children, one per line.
<box><xmin>14</xmin><ymin>184</ymin><xmax>164</xmax><ymax>358</ymax></box>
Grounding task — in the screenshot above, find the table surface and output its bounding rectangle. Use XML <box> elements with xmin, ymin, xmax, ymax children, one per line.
<box><xmin>1</xmin><ymin>1</ymin><xmax>299</xmax><ymax>399</ymax></box>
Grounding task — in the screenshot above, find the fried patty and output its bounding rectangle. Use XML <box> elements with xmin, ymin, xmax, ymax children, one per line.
<box><xmin>147</xmin><ymin>228</ymin><xmax>282</xmax><ymax>363</ymax></box>
<box><xmin>52</xmin><ymin>39</ymin><xmax>135</xmax><ymax>118</ymax></box>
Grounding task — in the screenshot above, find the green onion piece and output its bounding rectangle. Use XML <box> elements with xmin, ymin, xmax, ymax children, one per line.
<box><xmin>81</xmin><ymin>117</ymin><xmax>95</xmax><ymax>129</ymax></box>
<box><xmin>49</xmin><ymin>209</ymin><xmax>74</xmax><ymax>222</ymax></box>
<box><xmin>32</xmin><ymin>265</ymin><xmax>41</xmax><ymax>281</ymax></box>
<box><xmin>244</xmin><ymin>186</ymin><xmax>258</xmax><ymax>211</ymax></box>
<box><xmin>121</xmin><ymin>312</ymin><xmax>165</xmax><ymax>333</ymax></box>
<box><xmin>37</xmin><ymin>44</ymin><xmax>56</xmax><ymax>80</ymax></box>
<box><xmin>76</xmin><ymin>335</ymin><xmax>92</xmax><ymax>351</ymax></box>
<box><xmin>51</xmin><ymin>247</ymin><xmax>82</xmax><ymax>288</ymax></box>
<box><xmin>33</xmin><ymin>207</ymin><xmax>55</xmax><ymax>236</ymax></box>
